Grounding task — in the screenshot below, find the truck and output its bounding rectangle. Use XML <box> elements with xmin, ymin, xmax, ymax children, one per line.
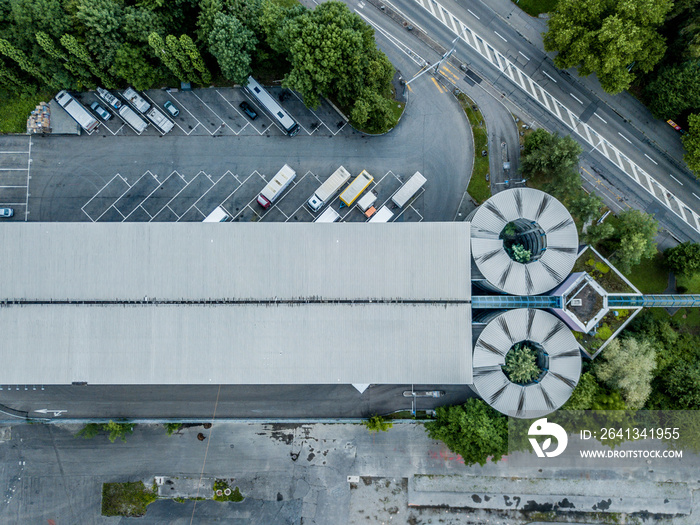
<box><xmin>145</xmin><ymin>107</ymin><xmax>174</xmax><ymax>135</ymax></box>
<box><xmin>203</xmin><ymin>206</ymin><xmax>229</xmax><ymax>222</ymax></box>
<box><xmin>257</xmin><ymin>164</ymin><xmax>296</xmax><ymax>209</ymax></box>
<box><xmin>54</xmin><ymin>90</ymin><xmax>99</xmax><ymax>133</ymax></box>
<box><xmin>122</xmin><ymin>87</ymin><xmax>151</xmax><ymax>113</ymax></box>
<box><xmin>339</xmin><ymin>170</ymin><xmax>373</xmax><ymax>207</ymax></box>
<box><xmin>96</xmin><ymin>87</ymin><xmax>121</xmax><ymax>110</ymax></box>
<box><xmin>314</xmin><ymin>207</ymin><xmax>340</xmax><ymax>223</ymax></box>
<box><xmin>391</xmin><ymin>171</ymin><xmax>427</xmax><ymax>208</ymax></box>
<box><xmin>368</xmin><ymin>206</ymin><xmax>394</xmax><ymax>223</ymax></box>
<box><xmin>118</xmin><ymin>105</ymin><xmax>149</xmax><ymax>134</ymax></box>
<box><xmin>307</xmin><ymin>166</ymin><xmax>352</xmax><ymax>212</ymax></box>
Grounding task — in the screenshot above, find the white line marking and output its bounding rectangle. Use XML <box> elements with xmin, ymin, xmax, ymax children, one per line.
<box><xmin>693</xmin><ymin>193</ymin><xmax>700</xmax><ymax>201</ymax></box>
<box><xmin>670</xmin><ymin>174</ymin><xmax>683</xmax><ymax>186</ymax></box>
<box><xmin>0</xmin><ymin>151</ymin><xmax>29</xmax><ymax>154</ymax></box>
<box><xmin>467</xmin><ymin>8</ymin><xmax>480</xmax><ymax>19</ymax></box>
<box><xmin>542</xmin><ymin>71</ymin><xmax>557</xmax><ymax>82</ymax></box>
<box><xmin>518</xmin><ymin>51</ymin><xmax>530</xmax><ymax>61</ymax></box>
<box><xmin>570</xmin><ymin>93</ymin><xmax>583</xmax><ymax>104</ymax></box>
<box><xmin>617</xmin><ymin>132</ymin><xmax>632</xmax><ymax>144</ymax></box>
<box><xmin>594</xmin><ymin>113</ymin><xmax>607</xmax><ymax>124</ymax></box>
<box><xmin>644</xmin><ymin>154</ymin><xmax>658</xmax><ymax>165</ymax></box>
<box><xmin>494</xmin><ymin>31</ymin><xmax>507</xmax><ymax>42</ymax></box>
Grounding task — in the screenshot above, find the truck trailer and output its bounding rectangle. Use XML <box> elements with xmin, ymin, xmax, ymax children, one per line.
<box><xmin>96</xmin><ymin>87</ymin><xmax>121</xmax><ymax>110</ymax></box>
<box><xmin>307</xmin><ymin>166</ymin><xmax>352</xmax><ymax>212</ymax></box>
<box><xmin>339</xmin><ymin>170</ymin><xmax>374</xmax><ymax>207</ymax></box>
<box><xmin>122</xmin><ymin>87</ymin><xmax>151</xmax><ymax>113</ymax></box>
<box><xmin>203</xmin><ymin>206</ymin><xmax>229</xmax><ymax>222</ymax></box>
<box><xmin>391</xmin><ymin>171</ymin><xmax>426</xmax><ymax>208</ymax></box>
<box><xmin>314</xmin><ymin>207</ymin><xmax>340</xmax><ymax>223</ymax></box>
<box><xmin>54</xmin><ymin>90</ymin><xmax>99</xmax><ymax>133</ymax></box>
<box><xmin>118</xmin><ymin>105</ymin><xmax>149</xmax><ymax>134</ymax></box>
<box><xmin>257</xmin><ymin>164</ymin><xmax>296</xmax><ymax>208</ymax></box>
<box><xmin>145</xmin><ymin>107</ymin><xmax>174</xmax><ymax>134</ymax></box>
<box><xmin>368</xmin><ymin>206</ymin><xmax>394</xmax><ymax>223</ymax></box>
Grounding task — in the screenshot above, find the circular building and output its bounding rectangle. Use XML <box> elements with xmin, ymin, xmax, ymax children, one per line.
<box><xmin>472</xmin><ymin>309</ymin><xmax>581</xmax><ymax>418</ymax></box>
<box><xmin>469</xmin><ymin>188</ymin><xmax>578</xmax><ymax>295</ymax></box>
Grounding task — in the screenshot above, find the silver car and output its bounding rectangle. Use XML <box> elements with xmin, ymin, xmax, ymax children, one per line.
<box><xmin>0</xmin><ymin>208</ymin><xmax>14</xmax><ymax>218</ymax></box>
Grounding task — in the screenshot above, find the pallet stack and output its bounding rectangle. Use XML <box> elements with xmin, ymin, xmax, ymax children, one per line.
<box><xmin>26</xmin><ymin>102</ymin><xmax>50</xmax><ymax>134</ymax></box>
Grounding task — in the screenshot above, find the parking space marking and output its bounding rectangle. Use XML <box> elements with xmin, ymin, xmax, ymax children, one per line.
<box><xmin>215</xmin><ymin>90</ymin><xmax>254</xmax><ymax>135</ymax></box>
<box><xmin>191</xmin><ymin>91</ymin><xmax>234</xmax><ymax>136</ymax></box>
<box><xmin>141</xmin><ymin>92</ymin><xmax>188</xmax><ymax>136</ymax></box>
<box><xmin>81</xmin><ymin>173</ymin><xmax>129</xmax><ymax>221</ymax></box>
<box><xmin>168</xmin><ymin>96</ymin><xmax>203</xmax><ymax>136</ymax></box>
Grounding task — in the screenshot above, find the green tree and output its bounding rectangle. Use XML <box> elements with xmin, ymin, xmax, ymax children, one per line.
<box><xmin>543</xmin><ymin>0</ymin><xmax>672</xmax><ymax>94</ymax></box>
<box><xmin>208</xmin><ymin>14</ymin><xmax>257</xmax><ymax>85</ymax></box>
<box><xmin>424</xmin><ymin>399</ymin><xmax>508</xmax><ymax>466</ymax></box>
<box><xmin>568</xmin><ymin>191</ymin><xmax>603</xmax><ymax>224</ymax></box>
<box><xmin>682</xmin><ymin>113</ymin><xmax>700</xmax><ymax>178</ymax></box>
<box><xmin>76</xmin><ymin>423</ymin><xmax>103</xmax><ymax>439</ymax></box>
<box><xmin>148</xmin><ymin>32</ymin><xmax>186</xmax><ymax>81</ymax></box>
<box><xmin>511</xmin><ymin>244</ymin><xmax>532</xmax><ymax>263</ymax></box>
<box><xmin>166</xmin><ymin>34</ymin><xmax>199</xmax><ymax>83</ymax></box>
<box><xmin>561</xmin><ymin>371</ymin><xmax>600</xmax><ymax>410</ymax></box>
<box><xmin>0</xmin><ymin>38</ymin><xmax>53</xmax><ymax>85</ymax></box>
<box><xmin>520</xmin><ymin>129</ymin><xmax>582</xmax><ymax>199</ymax></box>
<box><xmin>0</xmin><ymin>58</ymin><xmax>31</xmax><ymax>93</ymax></box>
<box><xmin>664</xmin><ymin>361</ymin><xmax>700</xmax><ymax>409</ymax></box>
<box><xmin>165</xmin><ymin>423</ymin><xmax>182</xmax><ymax>435</ymax></box>
<box><xmin>363</xmin><ymin>415</ymin><xmax>392</xmax><ymax>433</ymax></box>
<box><xmin>104</xmin><ymin>420</ymin><xmax>134</xmax><ymax>443</ymax></box>
<box><xmin>503</xmin><ymin>343</ymin><xmax>539</xmax><ymax>383</ymax></box>
<box><xmin>74</xmin><ymin>0</ymin><xmax>124</xmax><ymax>69</ymax></box>
<box><xmin>60</xmin><ymin>34</ymin><xmax>115</xmax><ymax>88</ymax></box>
<box><xmin>179</xmin><ymin>35</ymin><xmax>211</xmax><ymax>84</ymax></box>
<box><xmin>613</xmin><ymin>209</ymin><xmax>659</xmax><ymax>272</ymax></box>
<box><xmin>664</xmin><ymin>242</ymin><xmax>700</xmax><ymax>275</ymax></box>
<box><xmin>36</xmin><ymin>31</ymin><xmax>93</xmax><ymax>88</ymax></box>
<box><xmin>595</xmin><ymin>337</ymin><xmax>657</xmax><ymax>409</ymax></box>
<box><xmin>110</xmin><ymin>43</ymin><xmax>160</xmax><ymax>90</ymax></box>
<box><xmin>584</xmin><ymin>220</ymin><xmax>615</xmax><ymax>246</ymax></box>
<box><xmin>644</xmin><ymin>61</ymin><xmax>700</xmax><ymax>119</ymax></box>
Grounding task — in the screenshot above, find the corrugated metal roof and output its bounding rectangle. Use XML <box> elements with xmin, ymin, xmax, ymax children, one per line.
<box><xmin>0</xmin><ymin>222</ymin><xmax>471</xmax><ymax>302</ymax></box>
<box><xmin>471</xmin><ymin>309</ymin><xmax>581</xmax><ymax>419</ymax></box>
<box><xmin>470</xmin><ymin>189</ymin><xmax>578</xmax><ymax>295</ymax></box>
<box><xmin>0</xmin><ymin>303</ymin><xmax>472</xmax><ymax>385</ymax></box>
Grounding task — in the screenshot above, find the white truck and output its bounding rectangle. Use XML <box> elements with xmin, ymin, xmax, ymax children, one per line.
<box><xmin>257</xmin><ymin>164</ymin><xmax>296</xmax><ymax>209</ymax></box>
<box><xmin>118</xmin><ymin>105</ymin><xmax>149</xmax><ymax>134</ymax></box>
<box><xmin>314</xmin><ymin>207</ymin><xmax>340</xmax><ymax>223</ymax></box>
<box><xmin>96</xmin><ymin>87</ymin><xmax>121</xmax><ymax>110</ymax></box>
<box><xmin>368</xmin><ymin>206</ymin><xmax>394</xmax><ymax>223</ymax></box>
<box><xmin>339</xmin><ymin>170</ymin><xmax>374</xmax><ymax>207</ymax></box>
<box><xmin>391</xmin><ymin>171</ymin><xmax>426</xmax><ymax>208</ymax></box>
<box><xmin>54</xmin><ymin>90</ymin><xmax>99</xmax><ymax>133</ymax></box>
<box><xmin>203</xmin><ymin>206</ymin><xmax>229</xmax><ymax>222</ymax></box>
<box><xmin>145</xmin><ymin>107</ymin><xmax>174</xmax><ymax>134</ymax></box>
<box><xmin>307</xmin><ymin>166</ymin><xmax>352</xmax><ymax>212</ymax></box>
<box><xmin>122</xmin><ymin>87</ymin><xmax>151</xmax><ymax>113</ymax></box>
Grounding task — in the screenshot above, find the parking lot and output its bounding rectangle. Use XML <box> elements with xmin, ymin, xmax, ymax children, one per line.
<box><xmin>72</xmin><ymin>86</ymin><xmax>349</xmax><ymax>138</ymax></box>
<box><xmin>0</xmin><ymin>135</ymin><xmax>30</xmax><ymax>221</ymax></box>
<box><xmin>81</xmin><ymin>167</ymin><xmax>425</xmax><ymax>223</ymax></box>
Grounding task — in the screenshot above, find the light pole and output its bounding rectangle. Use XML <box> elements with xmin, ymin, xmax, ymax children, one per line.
<box><xmin>405</xmin><ymin>26</ymin><xmax>467</xmax><ymax>87</ymax></box>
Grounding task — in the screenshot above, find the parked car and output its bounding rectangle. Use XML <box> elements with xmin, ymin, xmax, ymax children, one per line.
<box><xmin>239</xmin><ymin>101</ymin><xmax>257</xmax><ymax>120</ymax></box>
<box><xmin>0</xmin><ymin>208</ymin><xmax>14</xmax><ymax>218</ymax></box>
<box><xmin>163</xmin><ymin>100</ymin><xmax>179</xmax><ymax>117</ymax></box>
<box><xmin>90</xmin><ymin>101</ymin><xmax>111</xmax><ymax>121</ymax></box>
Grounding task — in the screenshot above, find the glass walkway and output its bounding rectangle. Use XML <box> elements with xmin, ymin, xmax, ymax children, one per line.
<box><xmin>472</xmin><ymin>295</ymin><xmax>562</xmax><ymax>309</ymax></box>
<box><xmin>608</xmin><ymin>295</ymin><xmax>700</xmax><ymax>308</ymax></box>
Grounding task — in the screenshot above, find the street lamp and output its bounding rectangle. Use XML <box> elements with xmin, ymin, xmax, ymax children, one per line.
<box><xmin>406</xmin><ymin>25</ymin><xmax>467</xmax><ymax>87</ymax></box>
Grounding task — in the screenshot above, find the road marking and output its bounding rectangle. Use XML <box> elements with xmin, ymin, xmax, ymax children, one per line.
<box><xmin>644</xmin><ymin>154</ymin><xmax>658</xmax><ymax>165</ymax></box>
<box><xmin>542</xmin><ymin>71</ymin><xmax>557</xmax><ymax>82</ymax></box>
<box><xmin>617</xmin><ymin>132</ymin><xmax>632</xmax><ymax>144</ymax></box>
<box><xmin>430</xmin><ymin>76</ymin><xmax>444</xmax><ymax>93</ymax></box>
<box><xmin>467</xmin><ymin>8</ymin><xmax>480</xmax><ymax>19</ymax></box>
<box><xmin>694</xmin><ymin>193</ymin><xmax>700</xmax><ymax>201</ymax></box>
<box><xmin>670</xmin><ymin>174</ymin><xmax>683</xmax><ymax>185</ymax></box>
<box><xmin>494</xmin><ymin>31</ymin><xmax>507</xmax><ymax>42</ymax></box>
<box><xmin>518</xmin><ymin>51</ymin><xmax>530</xmax><ymax>61</ymax></box>
<box><xmin>569</xmin><ymin>93</ymin><xmax>583</xmax><ymax>104</ymax></box>
<box><xmin>594</xmin><ymin>113</ymin><xmax>607</xmax><ymax>124</ymax></box>
<box><xmin>34</xmin><ymin>408</ymin><xmax>67</xmax><ymax>417</ymax></box>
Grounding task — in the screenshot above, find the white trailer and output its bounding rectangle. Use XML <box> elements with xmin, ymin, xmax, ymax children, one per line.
<box><xmin>203</xmin><ymin>206</ymin><xmax>229</xmax><ymax>222</ymax></box>
<box><xmin>145</xmin><ymin>107</ymin><xmax>174</xmax><ymax>134</ymax></box>
<box><xmin>96</xmin><ymin>87</ymin><xmax>121</xmax><ymax>110</ymax></box>
<box><xmin>339</xmin><ymin>170</ymin><xmax>374</xmax><ymax>207</ymax></box>
<box><xmin>118</xmin><ymin>105</ymin><xmax>149</xmax><ymax>134</ymax></box>
<box><xmin>314</xmin><ymin>207</ymin><xmax>340</xmax><ymax>223</ymax></box>
<box><xmin>257</xmin><ymin>164</ymin><xmax>296</xmax><ymax>208</ymax></box>
<box><xmin>368</xmin><ymin>206</ymin><xmax>394</xmax><ymax>223</ymax></box>
<box><xmin>391</xmin><ymin>171</ymin><xmax>426</xmax><ymax>208</ymax></box>
<box><xmin>122</xmin><ymin>87</ymin><xmax>151</xmax><ymax>113</ymax></box>
<box><xmin>54</xmin><ymin>90</ymin><xmax>99</xmax><ymax>133</ymax></box>
<box><xmin>356</xmin><ymin>191</ymin><xmax>377</xmax><ymax>212</ymax></box>
<box><xmin>307</xmin><ymin>166</ymin><xmax>352</xmax><ymax>212</ymax></box>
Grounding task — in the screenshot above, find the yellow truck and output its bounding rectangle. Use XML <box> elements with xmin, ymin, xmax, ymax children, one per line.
<box><xmin>339</xmin><ymin>170</ymin><xmax>374</xmax><ymax>207</ymax></box>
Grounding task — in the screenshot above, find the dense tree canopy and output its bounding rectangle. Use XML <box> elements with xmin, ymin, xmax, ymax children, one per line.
<box><xmin>543</xmin><ymin>0</ymin><xmax>673</xmax><ymax>93</ymax></box>
<box><xmin>682</xmin><ymin>114</ymin><xmax>700</xmax><ymax>177</ymax></box>
<box><xmin>664</xmin><ymin>242</ymin><xmax>700</xmax><ymax>275</ymax></box>
<box><xmin>644</xmin><ymin>61</ymin><xmax>700</xmax><ymax>119</ymax></box>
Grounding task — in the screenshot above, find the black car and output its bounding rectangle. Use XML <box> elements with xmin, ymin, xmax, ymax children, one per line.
<box><xmin>239</xmin><ymin>101</ymin><xmax>257</xmax><ymax>120</ymax></box>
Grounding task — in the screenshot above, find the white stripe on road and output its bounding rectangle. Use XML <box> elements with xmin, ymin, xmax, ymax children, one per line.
<box><xmin>542</xmin><ymin>71</ymin><xmax>557</xmax><ymax>82</ymax></box>
<box><xmin>670</xmin><ymin>174</ymin><xmax>683</xmax><ymax>186</ymax></box>
<box><xmin>693</xmin><ymin>193</ymin><xmax>700</xmax><ymax>201</ymax></box>
<box><xmin>644</xmin><ymin>154</ymin><xmax>658</xmax><ymax>165</ymax></box>
<box><xmin>467</xmin><ymin>8</ymin><xmax>480</xmax><ymax>19</ymax></box>
<box><xmin>569</xmin><ymin>93</ymin><xmax>583</xmax><ymax>104</ymax></box>
<box><xmin>518</xmin><ymin>51</ymin><xmax>530</xmax><ymax>61</ymax></box>
<box><xmin>594</xmin><ymin>113</ymin><xmax>607</xmax><ymax>124</ymax></box>
<box><xmin>494</xmin><ymin>31</ymin><xmax>507</xmax><ymax>42</ymax></box>
<box><xmin>617</xmin><ymin>132</ymin><xmax>632</xmax><ymax>144</ymax></box>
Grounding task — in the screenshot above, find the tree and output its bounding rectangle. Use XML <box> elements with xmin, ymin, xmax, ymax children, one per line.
<box><xmin>111</xmin><ymin>43</ymin><xmax>160</xmax><ymax>90</ymax></box>
<box><xmin>613</xmin><ymin>209</ymin><xmax>659</xmax><ymax>272</ymax></box>
<box><xmin>511</xmin><ymin>244</ymin><xmax>532</xmax><ymax>263</ymax></box>
<box><xmin>644</xmin><ymin>61</ymin><xmax>700</xmax><ymax>119</ymax></box>
<box><xmin>424</xmin><ymin>399</ymin><xmax>508</xmax><ymax>466</ymax></box>
<box><xmin>60</xmin><ymin>34</ymin><xmax>115</xmax><ymax>88</ymax></box>
<box><xmin>682</xmin><ymin>113</ymin><xmax>700</xmax><ymax>178</ymax></box>
<box><xmin>569</xmin><ymin>191</ymin><xmax>602</xmax><ymax>224</ymax></box>
<box><xmin>148</xmin><ymin>32</ymin><xmax>187</xmax><ymax>81</ymax></box>
<box><xmin>584</xmin><ymin>220</ymin><xmax>615</xmax><ymax>246</ymax></box>
<box><xmin>595</xmin><ymin>337</ymin><xmax>657</xmax><ymax>409</ymax></box>
<box><xmin>664</xmin><ymin>361</ymin><xmax>700</xmax><ymax>409</ymax></box>
<box><xmin>363</xmin><ymin>415</ymin><xmax>392</xmax><ymax>433</ymax></box>
<box><xmin>503</xmin><ymin>343</ymin><xmax>539</xmax><ymax>383</ymax></box>
<box><xmin>165</xmin><ymin>423</ymin><xmax>182</xmax><ymax>435</ymax></box>
<box><xmin>0</xmin><ymin>38</ymin><xmax>53</xmax><ymax>85</ymax></box>
<box><xmin>166</xmin><ymin>34</ymin><xmax>200</xmax><ymax>83</ymax></box>
<box><xmin>179</xmin><ymin>34</ymin><xmax>211</xmax><ymax>84</ymax></box>
<box><xmin>74</xmin><ymin>0</ymin><xmax>124</xmax><ymax>69</ymax></box>
<box><xmin>36</xmin><ymin>31</ymin><xmax>93</xmax><ymax>88</ymax></box>
<box><xmin>0</xmin><ymin>58</ymin><xmax>31</xmax><ymax>93</ymax></box>
<box><xmin>543</xmin><ymin>0</ymin><xmax>672</xmax><ymax>94</ymax></box>
<box><xmin>208</xmin><ymin>14</ymin><xmax>257</xmax><ymax>85</ymax></box>
<box><xmin>664</xmin><ymin>242</ymin><xmax>700</xmax><ymax>275</ymax></box>
<box><xmin>561</xmin><ymin>371</ymin><xmax>600</xmax><ymax>410</ymax></box>
<box><xmin>75</xmin><ymin>421</ymin><xmax>135</xmax><ymax>442</ymax></box>
<box><xmin>520</xmin><ymin>129</ymin><xmax>582</xmax><ymax>199</ymax></box>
